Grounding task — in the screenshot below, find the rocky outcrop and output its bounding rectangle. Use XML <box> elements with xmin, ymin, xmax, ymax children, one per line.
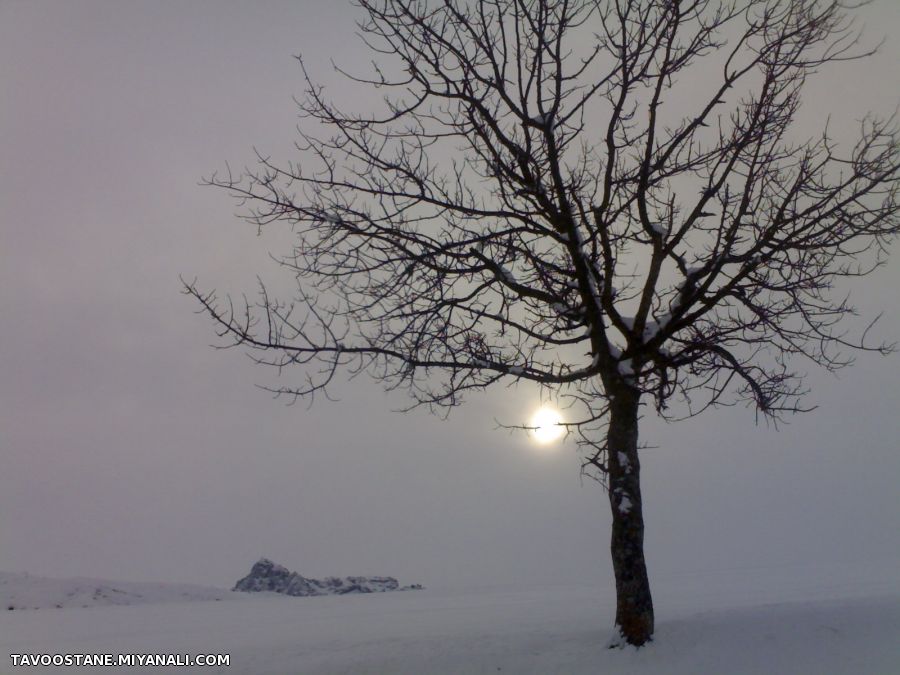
<box><xmin>233</xmin><ymin>559</ymin><xmax>422</xmax><ymax>597</ymax></box>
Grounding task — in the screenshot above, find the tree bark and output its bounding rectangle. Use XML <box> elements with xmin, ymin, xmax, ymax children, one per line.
<box><xmin>607</xmin><ymin>386</ymin><xmax>654</xmax><ymax>646</ymax></box>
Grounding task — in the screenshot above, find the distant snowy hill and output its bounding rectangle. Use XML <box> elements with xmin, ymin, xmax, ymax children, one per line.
<box><xmin>233</xmin><ymin>558</ymin><xmax>422</xmax><ymax>596</ymax></box>
<box><xmin>0</xmin><ymin>572</ymin><xmax>229</xmax><ymax>610</ymax></box>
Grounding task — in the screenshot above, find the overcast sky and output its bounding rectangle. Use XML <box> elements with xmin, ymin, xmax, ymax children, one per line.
<box><xmin>2</xmin><ymin>0</ymin><xmax>898</xmax><ymax>592</ymax></box>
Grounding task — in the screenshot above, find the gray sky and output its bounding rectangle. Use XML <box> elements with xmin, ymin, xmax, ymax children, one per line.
<box><xmin>2</xmin><ymin>0</ymin><xmax>898</xmax><ymax>591</ymax></box>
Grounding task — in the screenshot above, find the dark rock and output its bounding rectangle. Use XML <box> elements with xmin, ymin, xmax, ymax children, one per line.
<box><xmin>233</xmin><ymin>559</ymin><xmax>422</xmax><ymax>597</ymax></box>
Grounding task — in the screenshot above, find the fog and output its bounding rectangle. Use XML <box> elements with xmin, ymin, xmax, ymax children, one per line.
<box><xmin>1</xmin><ymin>0</ymin><xmax>898</xmax><ymax>591</ymax></box>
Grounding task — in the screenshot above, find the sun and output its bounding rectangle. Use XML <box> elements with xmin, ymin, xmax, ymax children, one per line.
<box><xmin>530</xmin><ymin>407</ymin><xmax>565</xmax><ymax>445</ymax></box>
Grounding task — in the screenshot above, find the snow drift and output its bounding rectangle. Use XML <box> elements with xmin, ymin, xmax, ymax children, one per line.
<box><xmin>0</xmin><ymin>571</ymin><xmax>227</xmax><ymax>611</ymax></box>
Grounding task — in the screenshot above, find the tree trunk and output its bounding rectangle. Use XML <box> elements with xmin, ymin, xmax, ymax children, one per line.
<box><xmin>607</xmin><ymin>386</ymin><xmax>654</xmax><ymax>646</ymax></box>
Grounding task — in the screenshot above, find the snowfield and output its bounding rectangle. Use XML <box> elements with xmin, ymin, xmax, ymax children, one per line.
<box><xmin>2</xmin><ymin>561</ymin><xmax>898</xmax><ymax>674</ymax></box>
<box><xmin>0</xmin><ymin>572</ymin><xmax>227</xmax><ymax>611</ymax></box>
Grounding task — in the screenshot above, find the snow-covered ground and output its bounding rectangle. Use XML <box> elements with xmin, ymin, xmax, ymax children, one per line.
<box><xmin>2</xmin><ymin>560</ymin><xmax>898</xmax><ymax>674</ymax></box>
<box><xmin>0</xmin><ymin>572</ymin><xmax>227</xmax><ymax>611</ymax></box>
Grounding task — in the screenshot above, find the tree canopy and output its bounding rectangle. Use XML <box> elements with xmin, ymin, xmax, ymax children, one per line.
<box><xmin>186</xmin><ymin>0</ymin><xmax>899</xmax><ymax>645</ymax></box>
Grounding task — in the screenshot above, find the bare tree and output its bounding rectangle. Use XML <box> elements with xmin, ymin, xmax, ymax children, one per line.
<box><xmin>185</xmin><ymin>0</ymin><xmax>899</xmax><ymax>646</ymax></box>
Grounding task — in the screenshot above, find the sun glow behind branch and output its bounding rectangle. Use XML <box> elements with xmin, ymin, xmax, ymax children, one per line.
<box><xmin>530</xmin><ymin>407</ymin><xmax>565</xmax><ymax>445</ymax></box>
